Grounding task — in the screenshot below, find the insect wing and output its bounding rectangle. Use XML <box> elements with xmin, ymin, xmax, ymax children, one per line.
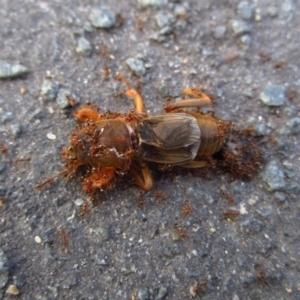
<box><xmin>137</xmin><ymin>113</ymin><xmax>201</xmax><ymax>164</ymax></box>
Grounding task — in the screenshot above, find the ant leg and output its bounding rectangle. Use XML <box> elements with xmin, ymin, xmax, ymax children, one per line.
<box><xmin>165</xmin><ymin>88</ymin><xmax>212</xmax><ymax>113</ymax></box>
<box><xmin>116</xmin><ymin>74</ymin><xmax>146</xmax><ymax>114</ymax></box>
<box><xmin>130</xmin><ymin>165</ymin><xmax>153</xmax><ymax>190</ymax></box>
<box><xmin>83</xmin><ymin>168</ymin><xmax>115</xmax><ymax>193</ymax></box>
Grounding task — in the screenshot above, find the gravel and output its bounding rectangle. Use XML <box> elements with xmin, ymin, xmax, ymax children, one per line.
<box><xmin>230</xmin><ymin>19</ymin><xmax>251</xmax><ymax>37</ymax></box>
<box><xmin>138</xmin><ymin>0</ymin><xmax>168</xmax><ymax>8</ymax></box>
<box><xmin>138</xmin><ymin>287</ymin><xmax>150</xmax><ymax>300</ymax></box>
<box><xmin>88</xmin><ymin>7</ymin><xmax>116</xmax><ymax>29</ymax></box>
<box><xmin>154</xmin><ymin>286</ymin><xmax>168</xmax><ymax>300</ymax></box>
<box><xmin>261</xmin><ymin>160</ymin><xmax>286</xmax><ymax>191</ymax></box>
<box><xmin>278</xmin><ymin>117</ymin><xmax>300</xmax><ymax>135</ymax></box>
<box><xmin>155</xmin><ymin>12</ymin><xmax>171</xmax><ymax>28</ymax></box>
<box><xmin>75</xmin><ymin>37</ymin><xmax>92</xmax><ymax>56</ymax></box>
<box><xmin>237</xmin><ymin>2</ymin><xmax>254</xmax><ymax>20</ymax></box>
<box><xmin>259</xmin><ymin>83</ymin><xmax>286</xmax><ymax>106</ymax></box>
<box><xmin>40</xmin><ymin>79</ymin><xmax>59</xmax><ymax>102</ymax></box>
<box><xmin>10</xmin><ymin>123</ymin><xmax>22</xmax><ymax>138</ymax></box>
<box><xmin>213</xmin><ymin>26</ymin><xmax>226</xmax><ymax>39</ymax></box>
<box><xmin>0</xmin><ymin>60</ymin><xmax>29</xmax><ymax>79</ymax></box>
<box><xmin>56</xmin><ymin>88</ymin><xmax>79</xmax><ymax>109</ymax></box>
<box><xmin>126</xmin><ymin>58</ymin><xmax>146</xmax><ymax>76</ymax></box>
<box><xmin>0</xmin><ymin>249</ymin><xmax>9</xmax><ymax>289</ymax></box>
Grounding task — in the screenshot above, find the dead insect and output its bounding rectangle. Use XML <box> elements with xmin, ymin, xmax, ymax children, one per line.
<box><xmin>182</xmin><ymin>200</ymin><xmax>192</xmax><ymax>216</ymax></box>
<box><xmin>223</xmin><ymin>209</ymin><xmax>240</xmax><ymax>220</ymax></box>
<box><xmin>116</xmin><ymin>13</ymin><xmax>124</xmax><ymax>27</ymax></box>
<box><xmin>103</xmin><ymin>66</ymin><xmax>110</xmax><ymax>80</ymax></box>
<box><xmin>192</xmin><ymin>278</ymin><xmax>208</xmax><ymax>295</ymax></box>
<box><xmin>273</xmin><ymin>60</ymin><xmax>287</xmax><ymax>69</ymax></box>
<box><xmin>287</xmin><ymin>88</ymin><xmax>298</xmax><ymax>101</ymax></box>
<box><xmin>81</xmin><ymin>200</ymin><xmax>90</xmax><ymax>216</ymax></box>
<box><xmin>220</xmin><ymin>191</ymin><xmax>235</xmax><ymax>205</ymax></box>
<box><xmin>38</xmin><ymin>74</ymin><xmax>236</xmax><ymax>198</ymax></box>
<box><xmin>0</xmin><ymin>144</ymin><xmax>8</xmax><ymax>154</ymax></box>
<box><xmin>258</xmin><ymin>51</ymin><xmax>272</xmax><ymax>62</ymax></box>
<box><xmin>138</xmin><ymin>191</ymin><xmax>145</xmax><ymax>208</ymax></box>
<box><xmin>153</xmin><ymin>190</ymin><xmax>166</xmax><ymax>202</ymax></box>
<box><xmin>225</xmin><ymin>54</ymin><xmax>239</xmax><ymax>64</ymax></box>
<box><xmin>173</xmin><ymin>223</ymin><xmax>187</xmax><ymax>239</ymax></box>
<box><xmin>59</xmin><ymin>228</ymin><xmax>70</xmax><ymax>251</ymax></box>
<box><xmin>255</xmin><ymin>265</ymin><xmax>269</xmax><ymax>286</ymax></box>
<box><xmin>66</xmin><ymin>95</ymin><xmax>77</xmax><ymax>107</ymax></box>
<box><xmin>100</xmin><ymin>45</ymin><xmax>108</xmax><ymax>58</ymax></box>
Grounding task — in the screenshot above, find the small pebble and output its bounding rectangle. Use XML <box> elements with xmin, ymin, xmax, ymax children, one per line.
<box><xmin>20</xmin><ymin>87</ymin><xmax>27</xmax><ymax>95</ymax></box>
<box><xmin>74</xmin><ymin>198</ymin><xmax>84</xmax><ymax>206</ymax></box>
<box><xmin>155</xmin><ymin>12</ymin><xmax>170</xmax><ymax>28</ymax></box>
<box><xmin>240</xmin><ymin>34</ymin><xmax>251</xmax><ymax>46</ymax></box>
<box><xmin>155</xmin><ymin>286</ymin><xmax>168</xmax><ymax>300</ymax></box>
<box><xmin>10</xmin><ymin>123</ymin><xmax>22</xmax><ymax>138</ymax></box>
<box><xmin>259</xmin><ymin>84</ymin><xmax>286</xmax><ymax>106</ymax></box>
<box><xmin>46</xmin><ymin>132</ymin><xmax>57</xmax><ymax>140</ymax></box>
<box><xmin>237</xmin><ymin>2</ymin><xmax>254</xmax><ymax>20</ymax></box>
<box><xmin>261</xmin><ymin>160</ymin><xmax>286</xmax><ymax>191</ymax></box>
<box><xmin>174</xmin><ymin>19</ymin><xmax>187</xmax><ymax>31</ymax></box>
<box><xmin>174</xmin><ymin>5</ymin><xmax>187</xmax><ymax>18</ymax></box>
<box><xmin>94</xmin><ymin>227</ymin><xmax>110</xmax><ymax>242</ymax></box>
<box><xmin>189</xmin><ymin>285</ymin><xmax>197</xmax><ymax>297</ymax></box>
<box><xmin>40</xmin><ymin>79</ymin><xmax>59</xmax><ymax>102</ymax></box>
<box><xmin>0</xmin><ymin>249</ymin><xmax>9</xmax><ymax>289</ymax></box>
<box><xmin>230</xmin><ymin>19</ymin><xmax>251</xmax><ymax>37</ymax></box>
<box><xmin>76</xmin><ymin>37</ymin><xmax>92</xmax><ymax>56</ymax></box>
<box><xmin>56</xmin><ymin>88</ymin><xmax>79</xmax><ymax>109</ymax></box>
<box><xmin>209</xmin><ymin>227</ymin><xmax>216</xmax><ymax>233</ymax></box>
<box><xmin>5</xmin><ymin>284</ymin><xmax>19</xmax><ymax>295</ymax></box>
<box><xmin>83</xmin><ymin>22</ymin><xmax>94</xmax><ymax>33</ymax></box>
<box><xmin>34</xmin><ymin>236</ymin><xmax>42</xmax><ymax>244</ymax></box>
<box><xmin>138</xmin><ymin>0</ymin><xmax>168</xmax><ymax>8</ymax></box>
<box><xmin>126</xmin><ymin>58</ymin><xmax>146</xmax><ymax>76</ymax></box>
<box><xmin>267</xmin><ymin>6</ymin><xmax>278</xmax><ymax>18</ymax></box>
<box><xmin>138</xmin><ymin>287</ymin><xmax>149</xmax><ymax>300</ymax></box>
<box><xmin>89</xmin><ymin>7</ymin><xmax>116</xmax><ymax>29</ymax></box>
<box><xmin>0</xmin><ymin>59</ymin><xmax>29</xmax><ymax>79</ymax></box>
<box><xmin>1</xmin><ymin>112</ymin><xmax>14</xmax><ymax>124</ymax></box>
<box><xmin>213</xmin><ymin>26</ymin><xmax>226</xmax><ymax>39</ymax></box>
<box><xmin>160</xmin><ymin>26</ymin><xmax>173</xmax><ymax>35</ymax></box>
<box><xmin>274</xmin><ymin>192</ymin><xmax>286</xmax><ymax>203</ymax></box>
<box><xmin>46</xmin><ymin>70</ymin><xmax>52</xmax><ymax>78</ymax></box>
<box><xmin>30</xmin><ymin>109</ymin><xmax>45</xmax><ymax>121</ymax></box>
<box><xmin>150</xmin><ymin>33</ymin><xmax>166</xmax><ymax>43</ymax></box>
<box><xmin>278</xmin><ymin>117</ymin><xmax>300</xmax><ymax>135</ymax></box>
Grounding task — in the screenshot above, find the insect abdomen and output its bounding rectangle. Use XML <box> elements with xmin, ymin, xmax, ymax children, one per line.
<box><xmin>190</xmin><ymin>113</ymin><xmax>231</xmax><ymax>158</ymax></box>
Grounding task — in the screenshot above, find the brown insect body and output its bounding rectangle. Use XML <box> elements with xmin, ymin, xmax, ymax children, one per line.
<box><xmin>137</xmin><ymin>112</ymin><xmax>230</xmax><ymax>166</ymax></box>
<box><xmin>40</xmin><ymin>77</ymin><xmax>233</xmax><ymax>196</ymax></box>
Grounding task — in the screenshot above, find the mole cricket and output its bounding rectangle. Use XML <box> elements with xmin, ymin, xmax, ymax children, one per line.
<box><xmin>38</xmin><ymin>75</ymin><xmax>262</xmax><ymax>198</ymax></box>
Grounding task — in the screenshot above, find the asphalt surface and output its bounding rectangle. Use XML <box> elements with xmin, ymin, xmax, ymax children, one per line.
<box><xmin>1</xmin><ymin>0</ymin><xmax>300</xmax><ymax>299</ymax></box>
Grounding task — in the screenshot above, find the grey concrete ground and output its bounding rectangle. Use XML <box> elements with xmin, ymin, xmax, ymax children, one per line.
<box><xmin>1</xmin><ymin>0</ymin><xmax>300</xmax><ymax>299</ymax></box>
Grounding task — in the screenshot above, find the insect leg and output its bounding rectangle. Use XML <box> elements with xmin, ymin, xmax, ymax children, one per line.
<box><xmin>130</xmin><ymin>165</ymin><xmax>153</xmax><ymax>190</ymax></box>
<box><xmin>165</xmin><ymin>88</ymin><xmax>211</xmax><ymax>113</ymax></box>
<box><xmin>73</xmin><ymin>108</ymin><xmax>102</xmax><ymax>122</ymax></box>
<box><xmin>116</xmin><ymin>74</ymin><xmax>145</xmax><ymax>114</ymax></box>
<box><xmin>178</xmin><ymin>160</ymin><xmax>210</xmax><ymax>168</ymax></box>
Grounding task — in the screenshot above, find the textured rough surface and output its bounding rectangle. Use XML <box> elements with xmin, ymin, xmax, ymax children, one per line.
<box><xmin>1</xmin><ymin>0</ymin><xmax>300</xmax><ymax>299</ymax></box>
